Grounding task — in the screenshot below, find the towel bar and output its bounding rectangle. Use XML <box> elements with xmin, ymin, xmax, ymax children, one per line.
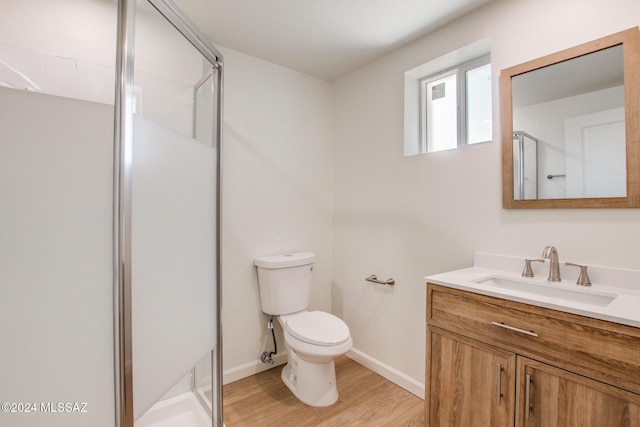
<box><xmin>365</xmin><ymin>274</ymin><xmax>395</xmax><ymax>286</ymax></box>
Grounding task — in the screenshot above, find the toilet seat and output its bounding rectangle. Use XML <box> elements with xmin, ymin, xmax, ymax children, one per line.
<box><xmin>282</xmin><ymin>311</ymin><xmax>350</xmax><ymax>346</ymax></box>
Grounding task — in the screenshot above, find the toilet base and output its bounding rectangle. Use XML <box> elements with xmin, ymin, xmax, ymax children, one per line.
<box><xmin>281</xmin><ymin>349</ymin><xmax>338</xmax><ymax>407</ymax></box>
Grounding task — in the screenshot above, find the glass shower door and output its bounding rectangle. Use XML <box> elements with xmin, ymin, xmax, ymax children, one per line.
<box><xmin>125</xmin><ymin>1</ymin><xmax>222</xmax><ymax>425</ymax></box>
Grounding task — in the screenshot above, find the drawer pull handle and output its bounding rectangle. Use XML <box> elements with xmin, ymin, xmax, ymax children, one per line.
<box><xmin>491</xmin><ymin>321</ymin><xmax>539</xmax><ymax>337</ymax></box>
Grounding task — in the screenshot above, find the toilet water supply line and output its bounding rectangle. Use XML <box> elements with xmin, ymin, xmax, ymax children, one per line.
<box><xmin>261</xmin><ymin>316</ymin><xmax>277</xmax><ymax>364</ymax></box>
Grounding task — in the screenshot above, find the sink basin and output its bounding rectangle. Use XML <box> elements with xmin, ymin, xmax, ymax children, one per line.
<box><xmin>472</xmin><ymin>276</ymin><xmax>617</xmax><ymax>307</ymax></box>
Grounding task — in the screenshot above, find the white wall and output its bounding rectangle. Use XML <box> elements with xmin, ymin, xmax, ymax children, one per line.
<box><xmin>220</xmin><ymin>47</ymin><xmax>334</xmax><ymax>381</ymax></box>
<box><xmin>332</xmin><ymin>0</ymin><xmax>640</xmax><ymax>392</ymax></box>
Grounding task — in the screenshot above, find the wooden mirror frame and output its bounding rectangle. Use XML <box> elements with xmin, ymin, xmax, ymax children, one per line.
<box><xmin>500</xmin><ymin>27</ymin><xmax>640</xmax><ymax>208</ymax></box>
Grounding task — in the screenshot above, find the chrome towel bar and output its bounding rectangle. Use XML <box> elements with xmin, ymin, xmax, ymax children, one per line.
<box><xmin>365</xmin><ymin>274</ymin><xmax>395</xmax><ymax>286</ymax></box>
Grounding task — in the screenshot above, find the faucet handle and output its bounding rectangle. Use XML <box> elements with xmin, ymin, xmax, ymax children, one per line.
<box><xmin>522</xmin><ymin>258</ymin><xmax>545</xmax><ymax>277</ymax></box>
<box><xmin>565</xmin><ymin>262</ymin><xmax>592</xmax><ymax>286</ymax></box>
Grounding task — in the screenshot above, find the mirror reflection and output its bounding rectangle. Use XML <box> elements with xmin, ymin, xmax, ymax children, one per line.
<box><xmin>512</xmin><ymin>45</ymin><xmax>625</xmax><ymax>200</ymax></box>
<box><xmin>501</xmin><ymin>27</ymin><xmax>640</xmax><ymax>208</ymax></box>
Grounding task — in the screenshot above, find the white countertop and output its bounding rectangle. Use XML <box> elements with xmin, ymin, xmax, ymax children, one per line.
<box><xmin>425</xmin><ymin>252</ymin><xmax>640</xmax><ymax>329</ymax></box>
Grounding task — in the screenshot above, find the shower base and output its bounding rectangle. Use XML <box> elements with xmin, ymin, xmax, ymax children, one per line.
<box><xmin>136</xmin><ymin>391</ymin><xmax>212</xmax><ymax>427</ymax></box>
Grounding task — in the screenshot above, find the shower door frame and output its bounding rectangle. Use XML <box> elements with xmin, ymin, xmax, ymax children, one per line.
<box><xmin>113</xmin><ymin>0</ymin><xmax>224</xmax><ymax>426</ymax></box>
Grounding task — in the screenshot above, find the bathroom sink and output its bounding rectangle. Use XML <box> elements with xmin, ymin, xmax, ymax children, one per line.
<box><xmin>472</xmin><ymin>276</ymin><xmax>617</xmax><ymax>307</ymax></box>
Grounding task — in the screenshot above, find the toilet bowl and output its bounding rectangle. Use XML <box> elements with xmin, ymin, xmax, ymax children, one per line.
<box><xmin>254</xmin><ymin>252</ymin><xmax>352</xmax><ymax>407</ymax></box>
<box><xmin>278</xmin><ymin>311</ymin><xmax>352</xmax><ymax>407</ymax></box>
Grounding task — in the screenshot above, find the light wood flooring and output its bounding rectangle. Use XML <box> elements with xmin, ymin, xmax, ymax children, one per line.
<box><xmin>223</xmin><ymin>356</ymin><xmax>425</xmax><ymax>426</ymax></box>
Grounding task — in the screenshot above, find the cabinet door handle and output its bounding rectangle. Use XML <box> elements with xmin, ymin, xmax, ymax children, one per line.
<box><xmin>525</xmin><ymin>373</ymin><xmax>532</xmax><ymax>419</ymax></box>
<box><xmin>491</xmin><ymin>321</ymin><xmax>539</xmax><ymax>337</ymax></box>
<box><xmin>496</xmin><ymin>363</ymin><xmax>504</xmax><ymax>405</ymax></box>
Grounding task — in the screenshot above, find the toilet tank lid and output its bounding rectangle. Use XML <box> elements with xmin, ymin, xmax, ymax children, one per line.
<box><xmin>254</xmin><ymin>252</ymin><xmax>315</xmax><ymax>269</ymax></box>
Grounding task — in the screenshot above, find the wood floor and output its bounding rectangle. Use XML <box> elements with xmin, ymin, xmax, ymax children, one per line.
<box><xmin>223</xmin><ymin>356</ymin><xmax>425</xmax><ymax>426</ymax></box>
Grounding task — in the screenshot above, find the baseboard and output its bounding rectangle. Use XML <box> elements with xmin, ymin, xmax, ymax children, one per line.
<box><xmin>346</xmin><ymin>348</ymin><xmax>425</xmax><ymax>399</ymax></box>
<box><xmin>222</xmin><ymin>351</ymin><xmax>288</xmax><ymax>385</ymax></box>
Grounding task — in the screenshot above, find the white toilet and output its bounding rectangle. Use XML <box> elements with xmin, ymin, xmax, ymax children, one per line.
<box><xmin>254</xmin><ymin>252</ymin><xmax>352</xmax><ymax>407</ymax></box>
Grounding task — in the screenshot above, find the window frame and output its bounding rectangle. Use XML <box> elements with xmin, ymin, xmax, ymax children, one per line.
<box><xmin>419</xmin><ymin>55</ymin><xmax>491</xmax><ymax>153</ymax></box>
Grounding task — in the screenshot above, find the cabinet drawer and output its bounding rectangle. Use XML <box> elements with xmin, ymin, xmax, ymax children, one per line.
<box><xmin>427</xmin><ymin>283</ymin><xmax>640</xmax><ymax>395</ymax></box>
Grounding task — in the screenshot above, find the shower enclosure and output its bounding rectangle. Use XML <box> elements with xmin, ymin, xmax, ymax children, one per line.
<box><xmin>0</xmin><ymin>0</ymin><xmax>223</xmax><ymax>426</ymax></box>
<box><xmin>512</xmin><ymin>131</ymin><xmax>538</xmax><ymax>200</ymax></box>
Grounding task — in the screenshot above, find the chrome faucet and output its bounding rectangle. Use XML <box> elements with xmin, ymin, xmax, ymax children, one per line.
<box><xmin>541</xmin><ymin>246</ymin><xmax>561</xmax><ymax>281</ymax></box>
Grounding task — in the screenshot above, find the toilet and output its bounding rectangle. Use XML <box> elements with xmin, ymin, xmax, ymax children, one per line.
<box><xmin>254</xmin><ymin>252</ymin><xmax>352</xmax><ymax>407</ymax></box>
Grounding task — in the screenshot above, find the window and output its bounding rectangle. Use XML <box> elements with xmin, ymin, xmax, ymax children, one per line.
<box><xmin>403</xmin><ymin>39</ymin><xmax>492</xmax><ymax>157</ymax></box>
<box><xmin>420</xmin><ymin>56</ymin><xmax>492</xmax><ymax>153</ymax></box>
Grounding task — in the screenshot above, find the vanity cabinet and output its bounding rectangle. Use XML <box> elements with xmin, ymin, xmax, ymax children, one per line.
<box><xmin>517</xmin><ymin>357</ymin><xmax>640</xmax><ymax>426</ymax></box>
<box><xmin>425</xmin><ymin>283</ymin><xmax>640</xmax><ymax>427</ymax></box>
<box><xmin>427</xmin><ymin>326</ymin><xmax>515</xmax><ymax>426</ymax></box>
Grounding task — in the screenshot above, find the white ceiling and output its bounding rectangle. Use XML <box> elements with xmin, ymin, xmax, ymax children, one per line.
<box><xmin>174</xmin><ymin>0</ymin><xmax>494</xmax><ymax>81</ymax></box>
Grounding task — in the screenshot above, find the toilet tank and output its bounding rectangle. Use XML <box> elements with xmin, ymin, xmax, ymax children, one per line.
<box><xmin>254</xmin><ymin>252</ymin><xmax>315</xmax><ymax>315</ymax></box>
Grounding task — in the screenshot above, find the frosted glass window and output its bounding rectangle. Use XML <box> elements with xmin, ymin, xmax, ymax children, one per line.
<box><xmin>466</xmin><ymin>63</ymin><xmax>492</xmax><ymax>144</ymax></box>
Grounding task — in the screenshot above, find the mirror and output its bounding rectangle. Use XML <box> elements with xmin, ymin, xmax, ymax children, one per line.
<box><xmin>501</xmin><ymin>27</ymin><xmax>640</xmax><ymax>208</ymax></box>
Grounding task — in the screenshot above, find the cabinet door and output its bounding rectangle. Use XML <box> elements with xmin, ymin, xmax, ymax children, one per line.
<box><xmin>517</xmin><ymin>357</ymin><xmax>640</xmax><ymax>427</ymax></box>
<box><xmin>426</xmin><ymin>326</ymin><xmax>515</xmax><ymax>427</ymax></box>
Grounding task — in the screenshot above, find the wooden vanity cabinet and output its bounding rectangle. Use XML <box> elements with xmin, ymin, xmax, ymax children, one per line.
<box><xmin>425</xmin><ymin>283</ymin><xmax>640</xmax><ymax>427</ymax></box>
<box><xmin>517</xmin><ymin>357</ymin><xmax>640</xmax><ymax>427</ymax></box>
<box><xmin>427</xmin><ymin>326</ymin><xmax>515</xmax><ymax>426</ymax></box>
